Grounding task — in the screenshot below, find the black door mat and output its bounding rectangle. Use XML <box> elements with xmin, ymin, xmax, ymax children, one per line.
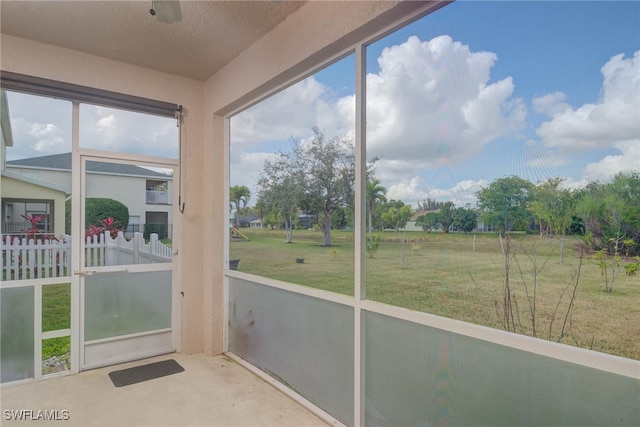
<box><xmin>108</xmin><ymin>359</ymin><xmax>184</xmax><ymax>387</ymax></box>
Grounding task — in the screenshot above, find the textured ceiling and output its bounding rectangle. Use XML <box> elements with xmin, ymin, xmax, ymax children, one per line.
<box><xmin>0</xmin><ymin>1</ymin><xmax>305</xmax><ymax>81</ymax></box>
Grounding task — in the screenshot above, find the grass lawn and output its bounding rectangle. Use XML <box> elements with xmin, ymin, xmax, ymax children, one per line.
<box><xmin>34</xmin><ymin>229</ymin><xmax>638</xmax><ymax>365</ymax></box>
<box><xmin>232</xmin><ymin>228</ymin><xmax>640</xmax><ymax>360</ymax></box>
<box><xmin>42</xmin><ymin>283</ymin><xmax>71</xmax><ymax>372</ymax></box>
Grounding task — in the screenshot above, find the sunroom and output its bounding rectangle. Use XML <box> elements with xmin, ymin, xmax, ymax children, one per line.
<box><xmin>1</xmin><ymin>1</ymin><xmax>638</xmax><ymax>426</ymax></box>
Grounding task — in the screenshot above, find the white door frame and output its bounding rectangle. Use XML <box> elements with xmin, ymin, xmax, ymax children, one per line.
<box><xmin>69</xmin><ymin>104</ymin><xmax>180</xmax><ymax>369</ymax></box>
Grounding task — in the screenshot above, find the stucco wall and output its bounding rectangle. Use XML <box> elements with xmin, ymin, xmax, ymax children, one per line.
<box><xmin>5</xmin><ymin>167</ymin><xmax>70</xmax><ymax>188</ymax></box>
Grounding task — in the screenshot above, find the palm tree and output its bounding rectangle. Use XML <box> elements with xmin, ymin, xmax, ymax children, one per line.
<box><xmin>230</xmin><ymin>185</ymin><xmax>251</xmax><ymax>226</ymax></box>
<box><xmin>366</xmin><ymin>179</ymin><xmax>387</xmax><ymax>240</ymax></box>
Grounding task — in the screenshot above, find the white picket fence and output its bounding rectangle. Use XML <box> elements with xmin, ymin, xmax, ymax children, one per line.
<box><xmin>1</xmin><ymin>232</ymin><xmax>172</xmax><ymax>281</ymax></box>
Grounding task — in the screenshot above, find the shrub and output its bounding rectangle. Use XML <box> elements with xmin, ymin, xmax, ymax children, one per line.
<box><xmin>66</xmin><ymin>198</ymin><xmax>129</xmax><ymax>234</ymax></box>
<box><xmin>366</xmin><ymin>235</ymin><xmax>381</xmax><ymax>258</ymax></box>
<box><xmin>144</xmin><ymin>223</ymin><xmax>168</xmax><ymax>240</ymax></box>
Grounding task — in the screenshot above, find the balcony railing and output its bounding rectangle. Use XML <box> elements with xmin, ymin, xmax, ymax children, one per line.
<box><xmin>146</xmin><ymin>190</ymin><xmax>169</xmax><ymax>204</ymax></box>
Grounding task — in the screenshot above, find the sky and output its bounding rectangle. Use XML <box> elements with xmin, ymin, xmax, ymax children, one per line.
<box><xmin>230</xmin><ymin>0</ymin><xmax>640</xmax><ymax>208</ymax></box>
<box><xmin>3</xmin><ymin>1</ymin><xmax>639</xmax><ymax>209</ymax></box>
<box><xmin>4</xmin><ymin>95</ymin><xmax>178</xmax><ymax>161</ymax></box>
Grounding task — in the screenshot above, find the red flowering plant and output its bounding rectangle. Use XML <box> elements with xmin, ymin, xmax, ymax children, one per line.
<box><xmin>85</xmin><ymin>217</ymin><xmax>124</xmax><ymax>239</ymax></box>
<box><xmin>20</xmin><ymin>214</ymin><xmax>56</xmax><ymax>242</ymax></box>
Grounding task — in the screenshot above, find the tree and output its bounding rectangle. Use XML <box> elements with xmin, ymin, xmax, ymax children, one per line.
<box><xmin>416</xmin><ymin>212</ymin><xmax>440</xmax><ymax>232</ymax></box>
<box><xmin>331</xmin><ymin>207</ymin><xmax>350</xmax><ymax>229</ymax></box>
<box><xmin>530</xmin><ymin>178</ymin><xmax>575</xmax><ymax>263</ymax></box>
<box><xmin>438</xmin><ymin>201</ymin><xmax>455</xmax><ymax>233</ymax></box>
<box><xmin>254</xmin><ymin>199</ymin><xmax>267</xmax><ymax>228</ymax></box>
<box><xmin>258</xmin><ymin>158</ymin><xmax>303</xmax><ymax>243</ymax></box>
<box><xmin>300</xmin><ymin>128</ymin><xmax>356</xmax><ymax>246</ymax></box>
<box><xmin>229</xmin><ymin>185</ymin><xmax>251</xmax><ymax>226</ymax></box>
<box><xmin>366</xmin><ymin>179</ymin><xmax>387</xmax><ymax>240</ymax></box>
<box><xmin>416</xmin><ymin>198</ymin><xmax>444</xmax><ymax>212</ymax></box>
<box><xmin>574</xmin><ymin>183</ymin><xmax>605</xmax><ymax>251</ymax></box>
<box><xmin>258</xmin><ymin>127</ymin><xmax>361</xmax><ymax>246</ymax></box>
<box><xmin>530</xmin><ymin>177</ymin><xmax>563</xmax><ymax>238</ymax></box>
<box><xmin>574</xmin><ymin>172</ymin><xmax>640</xmax><ymax>256</ymax></box>
<box><xmin>381</xmin><ymin>203</ymin><xmax>413</xmax><ymax>269</ymax></box>
<box><xmin>379</xmin><ymin>199</ymin><xmax>405</xmax><ymax>229</ymax></box>
<box><xmin>476</xmin><ymin>176</ymin><xmax>534</xmax><ymax>235</ymax></box>
<box><xmin>381</xmin><ymin>204</ymin><xmax>413</xmax><ymax>232</ymax></box>
<box><xmin>452</xmin><ymin>207</ymin><xmax>478</xmax><ymax>233</ymax></box>
<box><xmin>608</xmin><ymin>171</ymin><xmax>640</xmax><ymax>255</ymax></box>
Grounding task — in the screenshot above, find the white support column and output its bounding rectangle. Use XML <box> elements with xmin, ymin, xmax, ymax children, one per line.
<box><xmin>223</xmin><ymin>116</ymin><xmax>231</xmax><ymax>353</ymax></box>
<box><xmin>70</xmin><ymin>101</ymin><xmax>81</xmax><ymax>372</ymax></box>
<box><xmin>353</xmin><ymin>42</ymin><xmax>367</xmax><ymax>427</ymax></box>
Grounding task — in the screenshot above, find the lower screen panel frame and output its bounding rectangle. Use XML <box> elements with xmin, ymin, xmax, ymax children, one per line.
<box><xmin>228</xmin><ymin>277</ymin><xmax>355</xmax><ymax>426</ymax></box>
<box><xmin>364</xmin><ymin>310</ymin><xmax>640</xmax><ymax>427</ymax></box>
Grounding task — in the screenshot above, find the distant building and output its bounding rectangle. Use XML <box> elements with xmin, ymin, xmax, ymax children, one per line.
<box><xmin>3</xmin><ymin>152</ymin><xmax>173</xmax><ymax>237</ymax></box>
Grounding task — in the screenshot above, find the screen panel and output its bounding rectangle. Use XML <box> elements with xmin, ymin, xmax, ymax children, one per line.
<box><xmin>228</xmin><ymin>277</ymin><xmax>355</xmax><ymax>425</ymax></box>
<box><xmin>364</xmin><ymin>311</ymin><xmax>640</xmax><ymax>427</ymax></box>
<box><xmin>1</xmin><ymin>287</ymin><xmax>35</xmax><ymax>383</ymax></box>
<box><xmin>84</xmin><ymin>270</ymin><xmax>171</xmax><ymax>341</ymax></box>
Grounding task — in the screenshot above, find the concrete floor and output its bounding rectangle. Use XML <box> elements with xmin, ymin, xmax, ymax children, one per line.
<box><xmin>0</xmin><ymin>353</ymin><xmax>329</xmax><ymax>427</ymax></box>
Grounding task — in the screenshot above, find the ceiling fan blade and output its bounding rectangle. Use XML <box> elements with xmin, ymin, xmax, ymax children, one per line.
<box><xmin>152</xmin><ymin>1</ymin><xmax>182</xmax><ymax>24</ymax></box>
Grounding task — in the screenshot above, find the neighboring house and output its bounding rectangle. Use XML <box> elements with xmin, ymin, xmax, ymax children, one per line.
<box><xmin>1</xmin><ymin>171</ymin><xmax>68</xmax><ymax>237</ymax></box>
<box><xmin>237</xmin><ymin>214</ymin><xmax>259</xmax><ymax>228</ymax></box>
<box><xmin>4</xmin><ymin>153</ymin><xmax>173</xmax><ymax>236</ymax></box>
<box><xmin>474</xmin><ymin>221</ymin><xmax>494</xmax><ymax>232</ymax></box>
<box><xmin>1</xmin><ymin>91</ymin><xmax>68</xmax><ymax>237</ymax></box>
<box><xmin>405</xmin><ymin>211</ymin><xmax>426</xmax><ymax>232</ymax></box>
<box><xmin>406</xmin><ymin>210</ymin><xmax>442</xmax><ymax>232</ymax></box>
<box><xmin>298</xmin><ymin>213</ymin><xmax>313</xmax><ymax>229</ymax></box>
<box><xmin>242</xmin><ymin>213</ymin><xmax>311</xmax><ymax>229</ymax></box>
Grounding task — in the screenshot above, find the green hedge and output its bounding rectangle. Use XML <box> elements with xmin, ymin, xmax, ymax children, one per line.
<box><xmin>144</xmin><ymin>223</ymin><xmax>168</xmax><ymax>240</ymax></box>
<box><xmin>65</xmin><ymin>198</ymin><xmax>129</xmax><ymax>234</ymax></box>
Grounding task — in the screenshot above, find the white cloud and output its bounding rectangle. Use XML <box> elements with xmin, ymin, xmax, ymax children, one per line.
<box><xmin>367</xmin><ymin>35</ymin><xmax>526</xmax><ymax>168</ymax></box>
<box><xmin>229</xmin><ymin>150</ymin><xmax>280</xmax><ymax>199</ymax></box>
<box><xmin>9</xmin><ymin>117</ymin><xmax>68</xmax><ymax>156</ymax></box>
<box><xmin>582</xmin><ymin>140</ymin><xmax>640</xmax><ymax>182</ymax></box>
<box><xmin>386</xmin><ymin>176</ymin><xmax>488</xmax><ymax>208</ymax></box>
<box><xmin>80</xmin><ymin>105</ymin><xmax>178</xmax><ymax>157</ymax></box>
<box><xmin>4</xmin><ymin>92</ymin><xmax>72</xmax><ymax>160</ymax></box>
<box><xmin>536</xmin><ymin>51</ymin><xmax>640</xmax><ymax>153</ymax></box>
<box><xmin>532</xmin><ymin>92</ymin><xmax>571</xmax><ymax>117</ymax></box>
<box><xmin>362</xmin><ymin>35</ymin><xmax>527</xmax><ymax>206</ymax></box>
<box><xmin>387</xmin><ymin>176</ymin><xmax>432</xmax><ymax>205</ymax></box>
<box><xmin>229</xmin><ymin>36</ymin><xmax>636</xmax><ymax>209</ymax></box>
<box><xmin>229</xmin><ymin>35</ymin><xmax>529</xmax><ymax>207</ymax></box>
<box><xmin>560</xmin><ymin>177</ymin><xmax>590</xmax><ymax>191</ymax></box>
<box><xmin>231</xmin><ymin>76</ymin><xmax>353</xmax><ymax>145</ymax></box>
<box><xmin>96</xmin><ymin>114</ymin><xmax>116</xmax><ymax>135</ymax></box>
<box><xmin>431</xmin><ymin>179</ymin><xmax>489</xmax><ymax>208</ymax></box>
